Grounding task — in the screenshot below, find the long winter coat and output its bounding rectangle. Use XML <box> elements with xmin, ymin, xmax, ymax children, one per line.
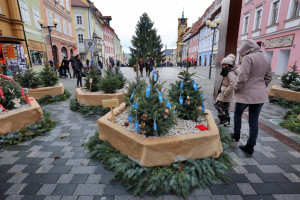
<box><xmin>216</xmin><ymin>66</ymin><xmax>239</xmax><ymax>102</ymax></box>
<box><xmin>234</xmin><ymin>39</ymin><xmax>272</xmax><ymax>104</ymax></box>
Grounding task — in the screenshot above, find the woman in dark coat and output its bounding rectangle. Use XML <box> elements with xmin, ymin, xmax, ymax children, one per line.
<box><xmin>61</xmin><ymin>56</ymin><xmax>71</xmax><ymax>78</ymax></box>
<box><xmin>74</xmin><ymin>55</ymin><xmax>84</xmax><ymax>87</ymax></box>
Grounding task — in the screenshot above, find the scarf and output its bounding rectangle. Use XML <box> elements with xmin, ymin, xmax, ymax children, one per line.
<box><xmin>220</xmin><ymin>65</ymin><xmax>234</xmax><ymax>77</ymax></box>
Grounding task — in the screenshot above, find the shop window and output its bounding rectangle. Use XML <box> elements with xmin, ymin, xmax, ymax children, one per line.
<box><xmin>78</xmin><ymin>34</ymin><xmax>84</xmax><ymax>44</ymax></box>
<box><xmin>55</xmin><ymin>15</ymin><xmax>61</xmax><ymax>32</ymax></box>
<box><xmin>80</xmin><ymin>54</ymin><xmax>85</xmax><ymax>61</ymax></box>
<box><xmin>254</xmin><ymin>8</ymin><xmax>262</xmax><ymax>30</ymax></box>
<box><xmin>76</xmin><ymin>15</ymin><xmax>83</xmax><ymax>25</ymax></box>
<box><xmin>20</xmin><ymin>0</ymin><xmax>31</xmax><ymax>25</ymax></box>
<box><xmin>270</xmin><ymin>0</ymin><xmax>280</xmax><ymax>25</ymax></box>
<box><xmin>32</xmin><ymin>7</ymin><xmax>40</xmax><ymax>29</ymax></box>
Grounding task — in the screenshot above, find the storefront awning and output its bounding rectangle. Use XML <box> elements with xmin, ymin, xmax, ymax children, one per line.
<box><xmin>0</xmin><ymin>35</ymin><xmax>25</xmax><ymax>43</ymax></box>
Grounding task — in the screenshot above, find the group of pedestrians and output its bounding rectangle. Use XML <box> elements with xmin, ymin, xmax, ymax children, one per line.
<box><xmin>215</xmin><ymin>39</ymin><xmax>272</xmax><ymax>155</ymax></box>
<box><xmin>138</xmin><ymin>57</ymin><xmax>155</xmax><ymax>77</ymax></box>
<box><xmin>60</xmin><ymin>54</ymin><xmax>85</xmax><ymax>87</ymax></box>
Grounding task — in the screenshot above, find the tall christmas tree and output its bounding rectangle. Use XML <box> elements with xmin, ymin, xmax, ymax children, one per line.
<box><xmin>168</xmin><ymin>69</ymin><xmax>206</xmax><ymax>121</ymax></box>
<box><xmin>129</xmin><ymin>13</ymin><xmax>164</xmax><ymax>66</ymax></box>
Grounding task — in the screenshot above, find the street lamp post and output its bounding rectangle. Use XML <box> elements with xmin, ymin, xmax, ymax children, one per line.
<box><xmin>206</xmin><ymin>18</ymin><xmax>220</xmax><ymax>79</ymax></box>
<box><xmin>38</xmin><ymin>19</ymin><xmax>58</xmax><ymax>69</ymax></box>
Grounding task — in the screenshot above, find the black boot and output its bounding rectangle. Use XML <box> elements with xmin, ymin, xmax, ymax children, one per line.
<box><xmin>224</xmin><ymin>116</ymin><xmax>230</xmax><ymax>127</ymax></box>
<box><xmin>231</xmin><ymin>133</ymin><xmax>240</xmax><ymax>142</ymax></box>
<box><xmin>217</xmin><ymin>115</ymin><xmax>226</xmax><ymax>126</ymax></box>
<box><xmin>239</xmin><ymin>144</ymin><xmax>254</xmax><ymax>155</ymax></box>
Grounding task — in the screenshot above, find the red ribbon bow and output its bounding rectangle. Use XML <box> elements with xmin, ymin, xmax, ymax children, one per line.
<box><xmin>0</xmin><ymin>103</ymin><xmax>7</xmax><ymax>112</ymax></box>
<box><xmin>0</xmin><ymin>74</ymin><xmax>14</xmax><ymax>82</ymax></box>
<box><xmin>195</xmin><ymin>125</ymin><xmax>208</xmax><ymax>131</ymax></box>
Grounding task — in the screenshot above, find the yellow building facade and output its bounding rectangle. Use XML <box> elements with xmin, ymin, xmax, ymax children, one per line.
<box><xmin>176</xmin><ymin>11</ymin><xmax>188</xmax><ymax>60</ymax></box>
<box><xmin>0</xmin><ymin>0</ymin><xmax>29</xmax><ymax>72</ymax></box>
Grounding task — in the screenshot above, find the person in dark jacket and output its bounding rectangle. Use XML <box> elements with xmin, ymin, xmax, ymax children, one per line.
<box><xmin>69</xmin><ymin>55</ymin><xmax>77</xmax><ymax>78</ymax></box>
<box><xmin>61</xmin><ymin>56</ymin><xmax>71</xmax><ymax>78</ymax></box>
<box><xmin>145</xmin><ymin>57</ymin><xmax>151</xmax><ymax>77</ymax></box>
<box><xmin>74</xmin><ymin>54</ymin><xmax>84</xmax><ymax>87</ymax></box>
<box><xmin>138</xmin><ymin>58</ymin><xmax>143</xmax><ymax>77</ymax></box>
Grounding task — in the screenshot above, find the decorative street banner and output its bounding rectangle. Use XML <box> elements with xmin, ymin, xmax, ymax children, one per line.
<box><xmin>265</xmin><ymin>34</ymin><xmax>294</xmax><ymax>49</ymax></box>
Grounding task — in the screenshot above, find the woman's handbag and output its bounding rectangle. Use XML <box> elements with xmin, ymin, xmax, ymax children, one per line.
<box><xmin>80</xmin><ymin>71</ymin><xmax>87</xmax><ymax>77</ymax></box>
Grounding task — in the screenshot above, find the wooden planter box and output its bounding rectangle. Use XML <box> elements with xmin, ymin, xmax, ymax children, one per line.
<box><xmin>0</xmin><ymin>99</ymin><xmax>43</xmax><ymax>135</ymax></box>
<box><xmin>28</xmin><ymin>83</ymin><xmax>64</xmax><ymax>100</ymax></box>
<box><xmin>75</xmin><ymin>88</ymin><xmax>125</xmax><ymax>106</ymax></box>
<box><xmin>268</xmin><ymin>85</ymin><xmax>300</xmax><ymax>102</ymax></box>
<box><xmin>97</xmin><ymin>103</ymin><xmax>223</xmax><ymax>167</ymax></box>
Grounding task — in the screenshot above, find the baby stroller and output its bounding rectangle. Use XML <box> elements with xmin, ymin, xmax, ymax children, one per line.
<box><xmin>58</xmin><ymin>66</ymin><xmax>68</xmax><ymax>78</ymax></box>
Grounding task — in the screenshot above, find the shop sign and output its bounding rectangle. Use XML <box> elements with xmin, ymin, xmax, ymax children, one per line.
<box><xmin>6</xmin><ymin>45</ymin><xmax>15</xmax><ymax>58</ymax></box>
<box><xmin>265</xmin><ymin>35</ymin><xmax>294</xmax><ymax>49</ymax></box>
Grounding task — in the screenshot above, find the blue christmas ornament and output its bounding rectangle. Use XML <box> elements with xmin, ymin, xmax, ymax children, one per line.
<box><xmin>180</xmin><ymin>81</ymin><xmax>184</xmax><ymax>89</ymax></box>
<box><xmin>154</xmin><ymin>73</ymin><xmax>157</xmax><ymax>82</ymax></box>
<box><xmin>130</xmin><ymin>92</ymin><xmax>134</xmax><ymax>100</ymax></box>
<box><xmin>132</xmin><ymin>102</ymin><xmax>135</xmax><ymax>107</ymax></box>
<box><xmin>146</xmin><ymin>85</ymin><xmax>151</xmax><ymax>98</ymax></box>
<box><xmin>134</xmin><ymin>121</ymin><xmax>139</xmax><ymax>131</ymax></box>
<box><xmin>166</xmin><ymin>101</ymin><xmax>171</xmax><ymax>108</ymax></box>
<box><xmin>158</xmin><ymin>93</ymin><xmax>163</xmax><ymax>102</ymax></box>
<box><xmin>179</xmin><ymin>96</ymin><xmax>184</xmax><ymax>105</ymax></box>
<box><xmin>135</xmin><ymin>103</ymin><xmax>138</xmax><ymax>109</ymax></box>
<box><xmin>202</xmin><ymin>105</ymin><xmax>205</xmax><ymax>113</ymax></box>
<box><xmin>165</xmin><ymin>97</ymin><xmax>168</xmax><ymax>102</ymax></box>
<box><xmin>154</xmin><ymin>122</ymin><xmax>157</xmax><ymax>131</ymax></box>
<box><xmin>128</xmin><ymin>114</ymin><xmax>133</xmax><ymax>123</ymax></box>
<box><xmin>193</xmin><ymin>81</ymin><xmax>198</xmax><ymax>90</ymax></box>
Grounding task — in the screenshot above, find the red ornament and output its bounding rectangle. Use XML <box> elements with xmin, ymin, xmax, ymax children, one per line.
<box><xmin>0</xmin><ymin>88</ymin><xmax>4</xmax><ymax>99</ymax></box>
<box><xmin>0</xmin><ymin>103</ymin><xmax>7</xmax><ymax>112</ymax></box>
<box><xmin>195</xmin><ymin>125</ymin><xmax>208</xmax><ymax>131</ymax></box>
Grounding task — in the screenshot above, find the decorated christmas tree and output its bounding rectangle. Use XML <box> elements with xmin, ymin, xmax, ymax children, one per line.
<box><xmin>84</xmin><ymin>68</ymin><xmax>102</xmax><ymax>92</ymax></box>
<box><xmin>39</xmin><ymin>64</ymin><xmax>59</xmax><ymax>87</ymax></box>
<box><xmin>128</xmin><ymin>70</ymin><xmax>175</xmax><ymax>137</ymax></box>
<box><xmin>13</xmin><ymin>69</ymin><xmax>41</xmax><ymax>89</ymax></box>
<box><xmin>129</xmin><ymin>13</ymin><xmax>164</xmax><ymax>66</ymax></box>
<box><xmin>168</xmin><ymin>69</ymin><xmax>206</xmax><ymax>121</ymax></box>
<box><xmin>281</xmin><ymin>62</ymin><xmax>300</xmax><ymax>92</ymax></box>
<box><xmin>125</xmin><ymin>80</ymin><xmax>147</xmax><ymax>106</ymax></box>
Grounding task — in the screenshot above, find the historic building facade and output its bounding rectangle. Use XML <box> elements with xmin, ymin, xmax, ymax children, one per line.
<box><xmin>238</xmin><ymin>0</ymin><xmax>300</xmax><ymax>74</ymax></box>
<box><xmin>176</xmin><ymin>11</ymin><xmax>188</xmax><ymax>60</ymax></box>
<box><xmin>40</xmin><ymin>0</ymin><xmax>77</xmax><ymax>67</ymax></box>
<box><xmin>0</xmin><ymin>0</ymin><xmax>28</xmax><ymax>71</ymax></box>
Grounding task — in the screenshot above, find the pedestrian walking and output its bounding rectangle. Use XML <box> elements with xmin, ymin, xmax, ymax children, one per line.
<box><xmin>139</xmin><ymin>58</ymin><xmax>143</xmax><ymax>77</ymax></box>
<box><xmin>74</xmin><ymin>54</ymin><xmax>84</xmax><ymax>87</ymax></box>
<box><xmin>61</xmin><ymin>56</ymin><xmax>72</xmax><ymax>78</ymax></box>
<box><xmin>86</xmin><ymin>59</ymin><xmax>90</xmax><ymax>70</ymax></box>
<box><xmin>231</xmin><ymin>39</ymin><xmax>272</xmax><ymax>155</ymax></box>
<box><xmin>69</xmin><ymin>55</ymin><xmax>77</xmax><ymax>78</ymax></box>
<box><xmin>145</xmin><ymin>57</ymin><xmax>151</xmax><ymax>77</ymax></box>
<box><xmin>214</xmin><ymin>54</ymin><xmax>239</xmax><ymax>127</ymax></box>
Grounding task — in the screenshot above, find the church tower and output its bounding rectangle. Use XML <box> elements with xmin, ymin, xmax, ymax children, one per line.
<box><xmin>176</xmin><ymin>9</ymin><xmax>188</xmax><ymax>60</ymax></box>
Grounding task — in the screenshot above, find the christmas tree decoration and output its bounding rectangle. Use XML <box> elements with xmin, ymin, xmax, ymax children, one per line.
<box><xmin>124</xmin><ymin>121</ymin><xmax>129</xmax><ymax>127</ymax></box>
<box><xmin>158</xmin><ymin>92</ymin><xmax>163</xmax><ymax>102</ymax></box>
<box><xmin>193</xmin><ymin>81</ymin><xmax>198</xmax><ymax>90</ymax></box>
<box><xmin>141</xmin><ymin>113</ymin><xmax>148</xmax><ymax>121</ymax></box>
<box><xmin>186</xmin><ymin>95</ymin><xmax>191</xmax><ymax>105</ymax></box>
<box><xmin>134</xmin><ymin>120</ymin><xmax>139</xmax><ymax>131</ymax></box>
<box><xmin>146</xmin><ymin>85</ymin><xmax>151</xmax><ymax>98</ymax></box>
<box><xmin>195</xmin><ymin>124</ymin><xmax>208</xmax><ymax>131</ymax></box>
<box><xmin>179</xmin><ymin>95</ymin><xmax>184</xmax><ymax>105</ymax></box>
<box><xmin>130</xmin><ymin>91</ymin><xmax>134</xmax><ymax>100</ymax></box>
<box><xmin>166</xmin><ymin>101</ymin><xmax>171</xmax><ymax>108</ymax></box>
<box><xmin>128</xmin><ymin>114</ymin><xmax>133</xmax><ymax>123</ymax></box>
<box><xmin>164</xmin><ymin>108</ymin><xmax>169</xmax><ymax>119</ymax></box>
<box><xmin>180</xmin><ymin>81</ymin><xmax>184</xmax><ymax>89</ymax></box>
<box><xmin>202</xmin><ymin>104</ymin><xmax>205</xmax><ymax>114</ymax></box>
<box><xmin>281</xmin><ymin>62</ymin><xmax>300</xmax><ymax>92</ymax></box>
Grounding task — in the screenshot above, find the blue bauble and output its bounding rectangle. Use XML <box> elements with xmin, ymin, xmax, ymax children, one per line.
<box><xmin>134</xmin><ymin>121</ymin><xmax>139</xmax><ymax>131</ymax></box>
<box><xmin>154</xmin><ymin>122</ymin><xmax>157</xmax><ymax>131</ymax></box>
<box><xmin>202</xmin><ymin>105</ymin><xmax>205</xmax><ymax>113</ymax></box>
<box><xmin>166</xmin><ymin>101</ymin><xmax>171</xmax><ymax>108</ymax></box>
<box><xmin>154</xmin><ymin>73</ymin><xmax>157</xmax><ymax>81</ymax></box>
<box><xmin>179</xmin><ymin>96</ymin><xmax>184</xmax><ymax>105</ymax></box>
<box><xmin>193</xmin><ymin>81</ymin><xmax>198</xmax><ymax>90</ymax></box>
<box><xmin>146</xmin><ymin>90</ymin><xmax>150</xmax><ymax>98</ymax></box>
<box><xmin>135</xmin><ymin>103</ymin><xmax>138</xmax><ymax>109</ymax></box>
<box><xmin>159</xmin><ymin>93</ymin><xmax>163</xmax><ymax>102</ymax></box>
<box><xmin>128</xmin><ymin>114</ymin><xmax>133</xmax><ymax>123</ymax></box>
<box><xmin>130</xmin><ymin>92</ymin><xmax>134</xmax><ymax>100</ymax></box>
<box><xmin>180</xmin><ymin>81</ymin><xmax>184</xmax><ymax>89</ymax></box>
<box><xmin>132</xmin><ymin>102</ymin><xmax>135</xmax><ymax>107</ymax></box>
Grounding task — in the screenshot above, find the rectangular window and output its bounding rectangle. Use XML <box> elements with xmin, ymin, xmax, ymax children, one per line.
<box><xmin>68</xmin><ymin>23</ymin><xmax>72</xmax><ymax>37</ymax></box>
<box><xmin>63</xmin><ymin>20</ymin><xmax>67</xmax><ymax>34</ymax></box>
<box><xmin>20</xmin><ymin>0</ymin><xmax>31</xmax><ymax>25</ymax></box>
<box><xmin>291</xmin><ymin>0</ymin><xmax>300</xmax><ymax>18</ymax></box>
<box><xmin>66</xmin><ymin>0</ymin><xmax>69</xmax><ymax>11</ymax></box>
<box><xmin>46</xmin><ymin>10</ymin><xmax>53</xmax><ymax>26</ymax></box>
<box><xmin>243</xmin><ymin>16</ymin><xmax>249</xmax><ymax>33</ymax></box>
<box><xmin>255</xmin><ymin>9</ymin><xmax>262</xmax><ymax>30</ymax></box>
<box><xmin>76</xmin><ymin>15</ymin><xmax>82</xmax><ymax>25</ymax></box>
<box><xmin>78</xmin><ymin>34</ymin><xmax>84</xmax><ymax>43</ymax></box>
<box><xmin>32</xmin><ymin>7</ymin><xmax>40</xmax><ymax>28</ymax></box>
<box><xmin>60</xmin><ymin>0</ymin><xmax>64</xmax><ymax>7</ymax></box>
<box><xmin>55</xmin><ymin>15</ymin><xmax>61</xmax><ymax>32</ymax></box>
<box><xmin>80</xmin><ymin>54</ymin><xmax>85</xmax><ymax>61</ymax></box>
<box><xmin>271</xmin><ymin>1</ymin><xmax>280</xmax><ymax>25</ymax></box>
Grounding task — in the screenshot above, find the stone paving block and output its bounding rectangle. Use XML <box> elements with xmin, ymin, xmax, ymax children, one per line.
<box><xmin>210</xmin><ymin>195</ymin><xmax>227</xmax><ymax>200</ymax></box>
<box><xmin>251</xmin><ymin>183</ymin><xmax>285</xmax><ymax>194</ymax></box>
<box><xmin>15</xmin><ymin>157</ymin><xmax>43</xmax><ymax>165</ymax></box>
<box><xmin>52</xmin><ymin>184</ymin><xmax>77</xmax><ymax>195</ymax></box>
<box><xmin>282</xmin><ymin>173</ymin><xmax>300</xmax><ymax>182</ymax></box>
<box><xmin>36</xmin><ymin>184</ymin><xmax>57</xmax><ymax>195</ymax></box>
<box><xmin>225</xmin><ymin>195</ymin><xmax>243</xmax><ymax>200</ymax></box>
<box><xmin>51</xmin><ymin>141</ymin><xmax>71</xmax><ymax>146</ymax></box>
<box><xmin>36</xmin><ymin>165</ymin><xmax>53</xmax><ymax>173</ymax></box>
<box><xmin>61</xmin><ymin>152</ymin><xmax>75</xmax><ymax>159</ymax></box>
<box><xmin>243</xmin><ymin>158</ymin><xmax>259</xmax><ymax>165</ymax></box>
<box><xmin>4</xmin><ymin>183</ymin><xmax>28</xmax><ymax>195</ymax></box>
<box><xmin>5</xmin><ymin>195</ymin><xmax>24</xmax><ymax>200</ymax></box>
<box><xmin>22</xmin><ymin>165</ymin><xmax>40</xmax><ymax>173</ymax></box>
<box><xmin>262</xmin><ymin>146</ymin><xmax>276</xmax><ymax>152</ymax></box>
<box><xmin>57</xmin><ymin>174</ymin><xmax>74</xmax><ymax>184</ymax></box>
<box><xmin>27</xmin><ymin>151</ymin><xmax>53</xmax><ymax>158</ymax></box>
<box><xmin>60</xmin><ymin>196</ymin><xmax>79</xmax><ymax>200</ymax></box>
<box><xmin>258</xmin><ymin>165</ymin><xmax>285</xmax><ymax>173</ymax></box>
<box><xmin>61</xmin><ymin>146</ymin><xmax>74</xmax><ymax>152</ymax></box>
<box><xmin>44</xmin><ymin>196</ymin><xmax>62</xmax><ymax>200</ymax></box>
<box><xmin>7</xmin><ymin>165</ymin><xmax>27</xmax><ymax>173</ymax></box>
<box><xmin>78</xmin><ymin>196</ymin><xmax>95</xmax><ymax>200</ymax></box>
<box><xmin>19</xmin><ymin>183</ymin><xmax>43</xmax><ymax>195</ymax></box>
<box><xmin>289</xmin><ymin>151</ymin><xmax>300</xmax><ymax>158</ymax></box>
<box><xmin>209</xmin><ymin>184</ymin><xmax>242</xmax><ymax>195</ymax></box>
<box><xmin>236</xmin><ymin>183</ymin><xmax>257</xmax><ymax>195</ymax></box>
<box><xmin>0</xmin><ymin>151</ymin><xmax>19</xmax><ymax>158</ymax></box>
<box><xmin>73</xmin><ymin>184</ymin><xmax>106</xmax><ymax>195</ymax></box>
<box><xmin>245</xmin><ymin>173</ymin><xmax>264</xmax><ymax>183</ymax></box>
<box><xmin>70</xmin><ymin>174</ymin><xmax>88</xmax><ymax>184</ymax></box>
<box><xmin>86</xmin><ymin>174</ymin><xmax>102</xmax><ymax>184</ymax></box>
<box><xmin>28</xmin><ymin>145</ymin><xmax>43</xmax><ymax>151</ymax></box>
<box><xmin>65</xmin><ymin>159</ymin><xmax>89</xmax><ymax>166</ymax></box>
<box><xmin>276</xmin><ymin>183</ymin><xmax>300</xmax><ymax>193</ymax></box>
<box><xmin>233</xmin><ymin>166</ymin><xmax>248</xmax><ymax>174</ymax></box>
<box><xmin>0</xmin><ymin>157</ymin><xmax>20</xmax><ymax>165</ymax></box>
<box><xmin>7</xmin><ymin>173</ymin><xmax>29</xmax><ymax>183</ymax></box>
<box><xmin>70</xmin><ymin>166</ymin><xmax>97</xmax><ymax>174</ymax></box>
<box><xmin>261</xmin><ymin>151</ymin><xmax>277</xmax><ymax>158</ymax></box>
<box><xmin>292</xmin><ymin>165</ymin><xmax>300</xmax><ymax>172</ymax></box>
<box><xmin>260</xmin><ymin>137</ymin><xmax>279</xmax><ymax>142</ymax></box>
<box><xmin>22</xmin><ymin>174</ymin><xmax>43</xmax><ymax>183</ymax></box>
<box><xmin>273</xmin><ymin>194</ymin><xmax>300</xmax><ymax>200</ymax></box>
<box><xmin>37</xmin><ymin>174</ymin><xmax>61</xmax><ymax>184</ymax></box>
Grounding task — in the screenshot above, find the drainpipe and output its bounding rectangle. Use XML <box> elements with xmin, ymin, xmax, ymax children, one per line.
<box><xmin>17</xmin><ymin>0</ymin><xmax>32</xmax><ymax>68</ymax></box>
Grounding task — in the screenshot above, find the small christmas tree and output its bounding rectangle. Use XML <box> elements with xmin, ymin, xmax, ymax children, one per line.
<box><xmin>13</xmin><ymin>70</ymin><xmax>41</xmax><ymax>89</ymax></box>
<box><xmin>168</xmin><ymin>70</ymin><xmax>206</xmax><ymax>121</ymax></box>
<box><xmin>98</xmin><ymin>70</ymin><xmax>121</xmax><ymax>94</ymax></box>
<box><xmin>125</xmin><ymin>80</ymin><xmax>147</xmax><ymax>106</ymax></box>
<box><xmin>281</xmin><ymin>62</ymin><xmax>300</xmax><ymax>92</ymax></box>
<box><xmin>39</xmin><ymin>64</ymin><xmax>59</xmax><ymax>87</ymax></box>
<box><xmin>114</xmin><ymin>66</ymin><xmax>126</xmax><ymax>89</ymax></box>
<box><xmin>84</xmin><ymin>68</ymin><xmax>102</xmax><ymax>92</ymax></box>
<box><xmin>129</xmin><ymin>70</ymin><xmax>175</xmax><ymax>137</ymax></box>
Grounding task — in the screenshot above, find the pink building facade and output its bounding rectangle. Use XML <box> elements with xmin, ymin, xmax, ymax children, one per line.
<box><xmin>103</xmin><ymin>23</ymin><xmax>114</xmax><ymax>64</ymax></box>
<box><xmin>238</xmin><ymin>0</ymin><xmax>300</xmax><ymax>75</ymax></box>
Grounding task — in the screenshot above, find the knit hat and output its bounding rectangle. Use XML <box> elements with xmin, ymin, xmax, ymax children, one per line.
<box><xmin>221</xmin><ymin>54</ymin><xmax>236</xmax><ymax>65</ymax></box>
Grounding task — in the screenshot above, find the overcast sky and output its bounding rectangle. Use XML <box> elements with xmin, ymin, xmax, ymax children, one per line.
<box><xmin>94</xmin><ymin>0</ymin><xmax>214</xmax><ymax>53</ymax></box>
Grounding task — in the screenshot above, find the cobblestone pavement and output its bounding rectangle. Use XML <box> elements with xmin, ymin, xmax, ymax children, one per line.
<box><xmin>0</xmin><ymin>67</ymin><xmax>299</xmax><ymax>200</ymax></box>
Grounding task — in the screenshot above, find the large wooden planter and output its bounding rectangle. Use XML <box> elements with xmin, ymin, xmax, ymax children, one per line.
<box><xmin>75</xmin><ymin>88</ymin><xmax>125</xmax><ymax>106</ymax></box>
<box><xmin>28</xmin><ymin>83</ymin><xmax>64</xmax><ymax>100</ymax></box>
<box><xmin>0</xmin><ymin>99</ymin><xmax>43</xmax><ymax>135</ymax></box>
<box><xmin>268</xmin><ymin>85</ymin><xmax>300</xmax><ymax>102</ymax></box>
<box><xmin>97</xmin><ymin>103</ymin><xmax>223</xmax><ymax>167</ymax></box>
